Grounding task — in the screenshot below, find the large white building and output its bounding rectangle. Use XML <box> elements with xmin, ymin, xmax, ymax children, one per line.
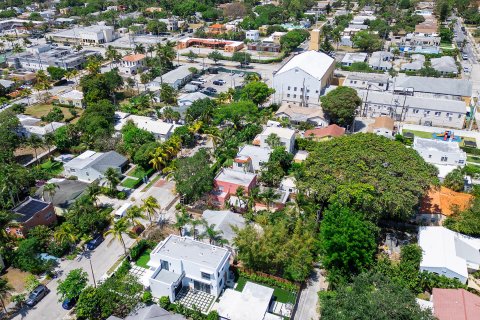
<box><xmin>272</xmin><ymin>50</ymin><xmax>335</xmax><ymax>107</ymax></box>
<box><xmin>49</xmin><ymin>25</ymin><xmax>117</xmax><ymax>45</ymax></box>
<box><xmin>419</xmin><ymin>226</ymin><xmax>480</xmax><ymax>284</ymax></box>
<box><xmin>148</xmin><ymin>235</ymin><xmax>231</xmax><ymax>302</ymax></box>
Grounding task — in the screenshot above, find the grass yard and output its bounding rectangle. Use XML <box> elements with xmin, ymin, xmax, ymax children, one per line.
<box><xmin>234</xmin><ymin>276</ymin><xmax>297</xmax><ymax>304</ymax></box>
<box><xmin>40</xmin><ymin>159</ymin><xmax>64</xmax><ymax>176</ymax></box>
<box><xmin>121</xmin><ymin>177</ymin><xmax>141</xmax><ymax>189</ymax></box>
<box><xmin>127</xmin><ymin>167</ymin><xmax>154</xmax><ymax>179</ymax></box>
<box><xmin>24</xmin><ymin>104</ymin><xmax>83</xmax><ymax>122</ymax></box>
<box><xmin>135</xmin><ymin>249</ymin><xmax>152</xmax><ymax>268</ymax></box>
<box><xmin>402</xmin><ymin>129</ymin><xmax>433</xmax><ymax>139</ymax></box>
<box><xmin>467</xmin><ymin>155</ymin><xmax>480</xmax><ymax>164</ymax></box>
<box><xmin>141</xmin><ymin>174</ymin><xmax>161</xmax><ymax>192</ymax></box>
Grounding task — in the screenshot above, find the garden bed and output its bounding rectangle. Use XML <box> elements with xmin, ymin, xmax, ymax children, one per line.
<box><xmin>234</xmin><ymin>276</ymin><xmax>297</xmax><ymax>304</ymax></box>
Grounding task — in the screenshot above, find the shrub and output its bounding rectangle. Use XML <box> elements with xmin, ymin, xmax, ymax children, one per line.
<box><xmin>207</xmin><ymin>310</ymin><xmax>219</xmax><ymax>320</ymax></box>
<box><xmin>129</xmin><ymin>239</ymin><xmax>154</xmax><ymax>261</ymax></box>
<box><xmin>141</xmin><ymin>291</ymin><xmax>153</xmax><ymax>304</ymax></box>
<box><xmin>239</xmin><ymin>270</ymin><xmax>298</xmax><ymax>292</ymax></box>
<box><xmin>117</xmin><ymin>191</ymin><xmax>127</xmax><ymax>199</ymax></box>
<box><xmin>159</xmin><ymin>296</ymin><xmax>170</xmax><ymax>309</ymax></box>
<box><xmin>115</xmin><ymin>260</ymin><xmax>131</xmax><ymax>278</ymax></box>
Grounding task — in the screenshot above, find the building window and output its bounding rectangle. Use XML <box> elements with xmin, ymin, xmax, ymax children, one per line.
<box><xmin>459</xmin><ymin>160</ymin><xmax>465</xmax><ymax>164</ymax></box>
<box><xmin>307</xmin><ymin>89</ymin><xmax>310</xmax><ymax>93</ymax></box>
<box><xmin>287</xmin><ymin>94</ymin><xmax>290</xmax><ymax>97</ymax></box>
<box><xmin>306</xmin><ymin>96</ymin><xmax>310</xmax><ymax>100</ymax></box>
<box><xmin>458</xmin><ymin>114</ymin><xmax>462</xmax><ymax>118</ymax></box>
<box><xmin>315</xmin><ymin>90</ymin><xmax>319</xmax><ymax>93</ymax></box>
<box><xmin>435</xmin><ymin>112</ymin><xmax>441</xmax><ymax>116</ymax></box>
<box><xmin>201</xmin><ymin>272</ymin><xmax>211</xmax><ymax>280</ymax></box>
<box><xmin>287</xmin><ymin>86</ymin><xmax>291</xmax><ymax>90</ymax></box>
<box><xmin>293</xmin><ymin>94</ymin><xmax>297</xmax><ymax>98</ymax></box>
<box><xmin>428</xmin><ymin>155</ymin><xmax>432</xmax><ymax>158</ymax></box>
<box><xmin>441</xmin><ymin>156</ymin><xmax>448</xmax><ymax>162</ymax></box>
<box><xmin>413</xmin><ymin>109</ymin><xmax>419</xmax><ymax>114</ymax></box>
<box><xmin>294</xmin><ymin>87</ymin><xmax>297</xmax><ymax>91</ymax></box>
<box><xmin>161</xmin><ymin>260</ymin><xmax>169</xmax><ymax>271</ymax></box>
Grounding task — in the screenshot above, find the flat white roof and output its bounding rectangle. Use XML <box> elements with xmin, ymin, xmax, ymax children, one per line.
<box><xmin>114</xmin><ymin>114</ymin><xmax>178</xmax><ymax>136</ymax></box>
<box><xmin>60</xmin><ymin>89</ymin><xmax>83</xmax><ymax>100</ymax></box>
<box><xmin>260</xmin><ymin>126</ymin><xmax>295</xmax><ymax>139</ymax></box>
<box><xmin>64</xmin><ymin>150</ymin><xmax>102</xmax><ymax>170</ymax></box>
<box><xmin>213</xmin><ymin>282</ymin><xmax>273</xmax><ymax>320</ymax></box>
<box><xmin>215</xmin><ymin>168</ymin><xmax>256</xmax><ymax>187</ymax></box>
<box><xmin>151</xmin><ymin>235</ymin><xmax>230</xmax><ymax>270</ymax></box>
<box><xmin>275</xmin><ymin>50</ymin><xmax>334</xmax><ymax>81</ymax></box>
<box><xmin>419</xmin><ymin>227</ymin><xmax>480</xmax><ymax>279</ymax></box>
<box><xmin>413</xmin><ymin>137</ymin><xmax>463</xmax><ymax>153</ymax></box>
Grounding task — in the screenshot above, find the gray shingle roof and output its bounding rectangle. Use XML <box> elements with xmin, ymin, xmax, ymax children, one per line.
<box><xmin>90</xmin><ymin>151</ymin><xmax>128</xmax><ymax>174</ymax></box>
<box><xmin>393</xmin><ymin>76</ymin><xmax>472</xmax><ymax>97</ymax></box>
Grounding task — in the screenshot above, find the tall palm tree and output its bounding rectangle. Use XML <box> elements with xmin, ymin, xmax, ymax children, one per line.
<box><xmin>0</xmin><ymin>279</ymin><xmax>13</xmax><ymax>313</ymax></box>
<box><xmin>149</xmin><ymin>147</ymin><xmax>168</xmax><ymax>171</ymax></box>
<box><xmin>86</xmin><ymin>181</ymin><xmax>101</xmax><ymax>206</ymax></box>
<box><xmin>54</xmin><ymin>223</ymin><xmax>78</xmax><ymax>245</ymax></box>
<box><xmin>140</xmin><ymin>72</ymin><xmax>151</xmax><ymax>91</ymax></box>
<box><xmin>265</xmin><ymin>133</ymin><xmax>282</xmax><ymax>149</ymax></box>
<box><xmin>104</xmin><ymin>218</ymin><xmax>136</xmax><ymax>257</ymax></box>
<box><xmin>259</xmin><ymin>188</ymin><xmax>279</xmax><ymax>211</ymax></box>
<box><xmin>134</xmin><ymin>43</ymin><xmax>145</xmax><ymax>54</ymax></box>
<box><xmin>173</xmin><ymin>209</ymin><xmax>191</xmax><ymax>236</ymax></box>
<box><xmin>42</xmin><ymin>183</ymin><xmax>58</xmax><ymax>202</ymax></box>
<box><xmin>85</xmin><ymin>57</ymin><xmax>101</xmax><ymax>75</ymax></box>
<box><xmin>190</xmin><ymin>218</ymin><xmax>205</xmax><ymax>241</ymax></box>
<box><xmin>142</xmin><ymin>196</ymin><xmax>160</xmax><ymax>224</ymax></box>
<box><xmin>104</xmin><ymin>168</ymin><xmax>121</xmax><ymax>194</ymax></box>
<box><xmin>27</xmin><ymin>135</ymin><xmax>44</xmax><ymax>165</ymax></box>
<box><xmin>203</xmin><ymin>222</ymin><xmax>227</xmax><ymax>246</ymax></box>
<box><xmin>125</xmin><ymin>205</ymin><xmax>145</xmax><ymax>226</ymax></box>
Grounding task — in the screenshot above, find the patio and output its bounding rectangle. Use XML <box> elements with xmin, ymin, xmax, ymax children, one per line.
<box><xmin>130</xmin><ymin>265</ymin><xmax>155</xmax><ymax>287</ymax></box>
<box><xmin>175</xmin><ymin>287</ymin><xmax>215</xmax><ymax>313</ymax></box>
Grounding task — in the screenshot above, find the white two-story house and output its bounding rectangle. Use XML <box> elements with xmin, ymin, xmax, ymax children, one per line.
<box><xmin>148</xmin><ymin>235</ymin><xmax>231</xmax><ymax>302</ymax></box>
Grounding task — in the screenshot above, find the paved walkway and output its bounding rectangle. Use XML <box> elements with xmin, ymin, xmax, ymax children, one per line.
<box><xmin>176</xmin><ymin>288</ymin><xmax>215</xmax><ymax>313</ymax></box>
<box><xmin>294</xmin><ymin>268</ymin><xmax>327</xmax><ymax>320</ymax></box>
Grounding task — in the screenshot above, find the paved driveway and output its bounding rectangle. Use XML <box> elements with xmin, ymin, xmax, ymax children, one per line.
<box><xmin>294</xmin><ymin>268</ymin><xmax>327</xmax><ymax>320</ymax></box>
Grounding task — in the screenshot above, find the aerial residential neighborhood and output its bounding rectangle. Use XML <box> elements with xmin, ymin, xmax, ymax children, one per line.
<box><xmin>2</xmin><ymin>0</ymin><xmax>480</xmax><ymax>320</ymax></box>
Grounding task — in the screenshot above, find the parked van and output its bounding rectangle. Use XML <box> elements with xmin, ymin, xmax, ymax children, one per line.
<box><xmin>114</xmin><ymin>202</ymin><xmax>132</xmax><ymax>221</ymax></box>
<box><xmin>190</xmin><ymin>80</ymin><xmax>204</xmax><ymax>86</ymax></box>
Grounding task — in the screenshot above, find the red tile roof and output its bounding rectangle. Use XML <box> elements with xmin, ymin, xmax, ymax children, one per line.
<box><xmin>304</xmin><ymin>124</ymin><xmax>345</xmax><ymax>138</ymax></box>
<box><xmin>433</xmin><ymin>288</ymin><xmax>480</xmax><ymax>320</ymax></box>
<box><xmin>122</xmin><ymin>54</ymin><xmax>146</xmax><ymax>62</ymax></box>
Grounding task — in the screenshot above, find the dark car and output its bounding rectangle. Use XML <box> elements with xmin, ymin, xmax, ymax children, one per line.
<box><xmin>62</xmin><ymin>297</ymin><xmax>77</xmax><ymax>310</ymax></box>
<box><xmin>205</xmin><ymin>87</ymin><xmax>217</xmax><ymax>93</ymax></box>
<box><xmin>26</xmin><ymin>285</ymin><xmax>49</xmax><ymax>307</ymax></box>
<box><xmin>213</xmin><ymin>80</ymin><xmax>223</xmax><ymax>86</ymax></box>
<box><xmin>86</xmin><ymin>235</ymin><xmax>104</xmax><ymax>250</ymax></box>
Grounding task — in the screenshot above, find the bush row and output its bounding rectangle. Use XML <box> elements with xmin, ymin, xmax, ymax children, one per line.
<box><xmin>130</xmin><ymin>239</ymin><xmax>156</xmax><ymax>261</ymax></box>
<box><xmin>239</xmin><ymin>270</ymin><xmax>299</xmax><ymax>292</ymax></box>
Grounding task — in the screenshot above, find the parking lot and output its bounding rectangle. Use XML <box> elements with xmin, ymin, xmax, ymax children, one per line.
<box><xmin>190</xmin><ymin>71</ymin><xmax>245</xmax><ymax>96</ymax></box>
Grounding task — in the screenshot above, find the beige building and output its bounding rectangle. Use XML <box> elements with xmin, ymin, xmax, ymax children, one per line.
<box><xmin>309</xmin><ymin>29</ymin><xmax>321</xmax><ymax>51</ymax></box>
<box><xmin>58</xmin><ymin>90</ymin><xmax>85</xmax><ymax>108</ymax></box>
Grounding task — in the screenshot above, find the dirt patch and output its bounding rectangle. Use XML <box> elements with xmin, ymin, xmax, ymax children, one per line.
<box><xmin>24</xmin><ymin>104</ymin><xmax>83</xmax><ymax>122</ymax></box>
<box><xmin>2</xmin><ymin>268</ymin><xmax>30</xmax><ymax>295</ymax></box>
<box><xmin>154</xmin><ymin>179</ymin><xmax>167</xmax><ymax>188</ymax></box>
<box><xmin>14</xmin><ymin>146</ymin><xmax>50</xmax><ymax>165</ymax></box>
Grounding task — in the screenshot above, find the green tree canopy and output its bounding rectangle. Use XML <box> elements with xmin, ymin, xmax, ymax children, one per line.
<box><xmin>46</xmin><ymin>66</ymin><xmax>67</xmax><ymax>81</ymax></box>
<box><xmin>352</xmin><ymin>31</ymin><xmax>383</xmax><ymax>52</ymax></box>
<box><xmin>57</xmin><ymin>268</ymin><xmax>88</xmax><ymax>300</ymax></box>
<box><xmin>319</xmin><ymin>272</ymin><xmax>435</xmax><ymax>320</ymax></box>
<box><xmin>299</xmin><ymin>134</ymin><xmax>438</xmax><ymax>221</ymax></box>
<box><xmin>443</xmin><ymin>167</ymin><xmax>465</xmax><ymax>192</ymax></box>
<box><xmin>320</xmin><ymin>204</ymin><xmax>378</xmax><ymax>284</ymax></box>
<box><xmin>241</xmin><ymin>81</ymin><xmax>275</xmax><ymax>106</ymax></box>
<box><xmin>444</xmin><ymin>196</ymin><xmax>480</xmax><ymax>237</ymax></box>
<box><xmin>173</xmin><ymin>148</ymin><xmax>213</xmax><ymax>203</ymax></box>
<box><xmin>320</xmin><ymin>86</ymin><xmax>361</xmax><ymax>127</ymax></box>
<box><xmin>280</xmin><ymin>29</ymin><xmax>310</xmax><ymax>52</ymax></box>
<box><xmin>121</xmin><ymin>120</ymin><xmax>155</xmax><ymax>156</ymax></box>
<box><xmin>214</xmin><ymin>101</ymin><xmax>259</xmax><ymax>127</ymax></box>
<box><xmin>0</xmin><ymin>109</ymin><xmax>21</xmax><ymax>163</ymax></box>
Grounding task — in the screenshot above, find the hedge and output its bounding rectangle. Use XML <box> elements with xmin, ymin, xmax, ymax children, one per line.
<box><xmin>239</xmin><ymin>270</ymin><xmax>299</xmax><ymax>292</ymax></box>
<box><xmin>461</xmin><ymin>146</ymin><xmax>480</xmax><ymax>156</ymax></box>
<box><xmin>130</xmin><ymin>239</ymin><xmax>156</xmax><ymax>261</ymax></box>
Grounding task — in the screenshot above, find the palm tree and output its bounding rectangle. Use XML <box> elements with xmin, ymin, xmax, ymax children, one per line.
<box><xmin>190</xmin><ymin>218</ymin><xmax>205</xmax><ymax>240</ymax></box>
<box><xmin>259</xmin><ymin>188</ymin><xmax>279</xmax><ymax>211</ymax></box>
<box><xmin>85</xmin><ymin>57</ymin><xmax>101</xmax><ymax>75</ymax></box>
<box><xmin>27</xmin><ymin>135</ymin><xmax>44</xmax><ymax>165</ymax></box>
<box><xmin>173</xmin><ymin>209</ymin><xmax>191</xmax><ymax>236</ymax></box>
<box><xmin>65</xmin><ymin>69</ymin><xmax>78</xmax><ymax>85</ymax></box>
<box><xmin>134</xmin><ymin>43</ymin><xmax>145</xmax><ymax>54</ymax></box>
<box><xmin>125</xmin><ymin>205</ymin><xmax>146</xmax><ymax>226</ymax></box>
<box><xmin>104</xmin><ymin>167</ymin><xmax>121</xmax><ymax>194</ymax></box>
<box><xmin>0</xmin><ymin>210</ymin><xmax>17</xmax><ymax>247</ymax></box>
<box><xmin>149</xmin><ymin>147</ymin><xmax>168</xmax><ymax>171</ymax></box>
<box><xmin>140</xmin><ymin>72</ymin><xmax>151</xmax><ymax>91</ymax></box>
<box><xmin>142</xmin><ymin>196</ymin><xmax>160</xmax><ymax>224</ymax></box>
<box><xmin>265</xmin><ymin>133</ymin><xmax>282</xmax><ymax>149</ymax></box>
<box><xmin>86</xmin><ymin>181</ymin><xmax>101</xmax><ymax>206</ymax></box>
<box><xmin>0</xmin><ymin>279</ymin><xmax>13</xmax><ymax>313</ymax></box>
<box><xmin>104</xmin><ymin>218</ymin><xmax>136</xmax><ymax>257</ymax></box>
<box><xmin>54</xmin><ymin>223</ymin><xmax>78</xmax><ymax>245</ymax></box>
<box><xmin>203</xmin><ymin>223</ymin><xmax>227</xmax><ymax>246</ymax></box>
<box><xmin>42</xmin><ymin>183</ymin><xmax>58</xmax><ymax>201</ymax></box>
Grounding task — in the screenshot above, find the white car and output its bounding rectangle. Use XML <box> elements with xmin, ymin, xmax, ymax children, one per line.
<box><xmin>463</xmin><ymin>66</ymin><xmax>470</xmax><ymax>73</ymax></box>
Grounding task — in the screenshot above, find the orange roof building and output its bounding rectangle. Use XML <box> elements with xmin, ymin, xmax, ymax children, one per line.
<box><xmin>420</xmin><ymin>186</ymin><xmax>473</xmax><ymax>217</ymax></box>
<box><xmin>208</xmin><ymin>23</ymin><xmax>226</xmax><ymax>34</ymax></box>
<box><xmin>122</xmin><ymin>54</ymin><xmax>146</xmax><ymax>62</ymax></box>
<box><xmin>304</xmin><ymin>124</ymin><xmax>345</xmax><ymax>141</ymax></box>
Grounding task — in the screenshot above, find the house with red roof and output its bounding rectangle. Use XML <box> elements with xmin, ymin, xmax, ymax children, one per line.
<box><xmin>119</xmin><ymin>54</ymin><xmax>146</xmax><ymax>75</ymax></box>
<box><xmin>432</xmin><ymin>288</ymin><xmax>480</xmax><ymax>320</ymax></box>
<box><xmin>304</xmin><ymin>124</ymin><xmax>345</xmax><ymax>141</ymax></box>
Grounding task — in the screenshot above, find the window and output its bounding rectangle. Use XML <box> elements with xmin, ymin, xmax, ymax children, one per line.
<box><xmin>70</xmin><ymin>168</ymin><xmax>76</xmax><ymax>172</ymax></box>
<box><xmin>287</xmin><ymin>86</ymin><xmax>291</xmax><ymax>90</ymax></box>
<box><xmin>458</xmin><ymin>114</ymin><xmax>462</xmax><ymax>118</ymax></box>
<box><xmin>306</xmin><ymin>96</ymin><xmax>310</xmax><ymax>100</ymax></box>
<box><xmin>426</xmin><ymin>111</ymin><xmax>430</xmax><ymax>114</ymax></box>
<box><xmin>435</xmin><ymin>112</ymin><xmax>441</xmax><ymax>116</ymax></box>
<box><xmin>459</xmin><ymin>160</ymin><xmax>465</xmax><ymax>164</ymax></box>
<box><xmin>413</xmin><ymin>109</ymin><xmax>419</xmax><ymax>114</ymax></box>
<box><xmin>428</xmin><ymin>155</ymin><xmax>432</xmax><ymax>158</ymax></box>
<box><xmin>219</xmin><ymin>279</ymin><xmax>223</xmax><ymax>287</ymax></box>
<box><xmin>161</xmin><ymin>260</ymin><xmax>169</xmax><ymax>271</ymax></box>
<box><xmin>315</xmin><ymin>90</ymin><xmax>319</xmax><ymax>93</ymax></box>
<box><xmin>294</xmin><ymin>87</ymin><xmax>297</xmax><ymax>91</ymax></box>
<box><xmin>287</xmin><ymin>94</ymin><xmax>290</xmax><ymax>98</ymax></box>
<box><xmin>441</xmin><ymin>156</ymin><xmax>448</xmax><ymax>162</ymax></box>
<box><xmin>293</xmin><ymin>94</ymin><xmax>297</xmax><ymax>98</ymax></box>
<box><xmin>446</xmin><ymin>113</ymin><xmax>450</xmax><ymax>117</ymax></box>
<box><xmin>307</xmin><ymin>89</ymin><xmax>310</xmax><ymax>93</ymax></box>
<box><xmin>201</xmin><ymin>272</ymin><xmax>211</xmax><ymax>280</ymax></box>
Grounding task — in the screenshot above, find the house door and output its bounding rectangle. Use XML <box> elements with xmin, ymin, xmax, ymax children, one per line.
<box><xmin>193</xmin><ymin>280</ymin><xmax>211</xmax><ymax>294</ymax></box>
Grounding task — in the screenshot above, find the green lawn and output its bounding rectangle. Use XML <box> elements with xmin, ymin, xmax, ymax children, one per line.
<box><xmin>129</xmin><ymin>167</ymin><xmax>154</xmax><ymax>179</ymax></box>
<box><xmin>141</xmin><ymin>174</ymin><xmax>161</xmax><ymax>192</ymax></box>
<box><xmin>121</xmin><ymin>177</ymin><xmax>141</xmax><ymax>189</ymax></box>
<box><xmin>467</xmin><ymin>155</ymin><xmax>480</xmax><ymax>164</ymax></box>
<box><xmin>135</xmin><ymin>249</ymin><xmax>152</xmax><ymax>268</ymax></box>
<box><xmin>234</xmin><ymin>276</ymin><xmax>296</xmax><ymax>304</ymax></box>
<box><xmin>40</xmin><ymin>159</ymin><xmax>64</xmax><ymax>176</ymax></box>
<box><xmin>402</xmin><ymin>129</ymin><xmax>433</xmax><ymax>139</ymax></box>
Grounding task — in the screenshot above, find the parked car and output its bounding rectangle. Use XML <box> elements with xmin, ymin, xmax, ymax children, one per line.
<box><xmin>213</xmin><ymin>80</ymin><xmax>224</xmax><ymax>86</ymax></box>
<box><xmin>62</xmin><ymin>297</ymin><xmax>77</xmax><ymax>310</ymax></box>
<box><xmin>205</xmin><ymin>87</ymin><xmax>217</xmax><ymax>93</ymax></box>
<box><xmin>462</xmin><ymin>53</ymin><xmax>468</xmax><ymax>60</ymax></box>
<box><xmin>197</xmin><ymin>78</ymin><xmax>207</xmax><ymax>83</ymax></box>
<box><xmin>26</xmin><ymin>285</ymin><xmax>49</xmax><ymax>307</ymax></box>
<box><xmin>86</xmin><ymin>234</ymin><xmax>104</xmax><ymax>250</ymax></box>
